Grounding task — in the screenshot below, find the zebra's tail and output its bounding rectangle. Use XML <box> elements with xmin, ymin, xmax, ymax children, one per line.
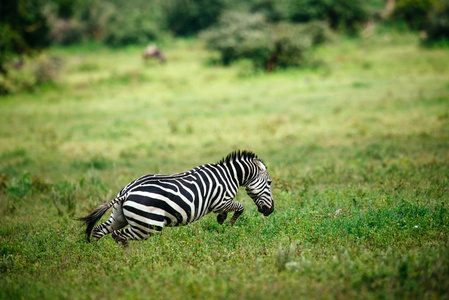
<box><xmin>76</xmin><ymin>195</ymin><xmax>127</xmax><ymax>243</ymax></box>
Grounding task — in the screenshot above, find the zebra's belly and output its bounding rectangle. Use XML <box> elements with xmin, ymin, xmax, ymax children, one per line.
<box><xmin>163</xmin><ymin>209</ymin><xmax>211</xmax><ymax>227</ymax></box>
<box><xmin>122</xmin><ymin>191</ymin><xmax>210</xmax><ymax>229</ymax></box>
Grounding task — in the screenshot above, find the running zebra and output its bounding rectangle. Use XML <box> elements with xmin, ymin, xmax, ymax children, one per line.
<box><xmin>77</xmin><ymin>150</ymin><xmax>274</xmax><ymax>246</ymax></box>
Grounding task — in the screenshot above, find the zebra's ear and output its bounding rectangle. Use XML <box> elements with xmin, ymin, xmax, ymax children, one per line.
<box><xmin>254</xmin><ymin>159</ymin><xmax>267</xmax><ymax>171</ymax></box>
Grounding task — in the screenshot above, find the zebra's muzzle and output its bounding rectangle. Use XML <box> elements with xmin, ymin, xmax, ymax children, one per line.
<box><xmin>258</xmin><ymin>204</ymin><xmax>274</xmax><ymax>216</ymax></box>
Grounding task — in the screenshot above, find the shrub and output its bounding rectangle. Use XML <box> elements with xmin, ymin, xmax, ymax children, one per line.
<box><xmin>47</xmin><ymin>18</ymin><xmax>85</xmax><ymax>45</ymax></box>
<box><xmin>392</xmin><ymin>0</ymin><xmax>440</xmax><ymax>30</ymax></box>
<box><xmin>249</xmin><ymin>0</ymin><xmax>286</xmax><ymax>22</ymax></box>
<box><xmin>42</xmin><ymin>0</ymin><xmax>86</xmax><ymax>45</ymax></box>
<box><xmin>282</xmin><ymin>0</ymin><xmax>370</xmax><ymax>33</ymax></box>
<box><xmin>75</xmin><ymin>0</ymin><xmax>116</xmax><ymax>41</ymax></box>
<box><xmin>200</xmin><ymin>12</ymin><xmax>273</xmax><ymax>67</ymax></box>
<box><xmin>102</xmin><ymin>6</ymin><xmax>162</xmax><ymax>46</ymax></box>
<box><xmin>33</xmin><ymin>55</ymin><xmax>63</xmax><ymax>84</ymax></box>
<box><xmin>0</xmin><ymin>0</ymin><xmax>50</xmax><ymax>74</ymax></box>
<box><xmin>200</xmin><ymin>12</ymin><xmax>331</xmax><ymax>71</ymax></box>
<box><xmin>422</xmin><ymin>0</ymin><xmax>449</xmax><ymax>45</ymax></box>
<box><xmin>161</xmin><ymin>0</ymin><xmax>226</xmax><ymax>36</ymax></box>
<box><xmin>0</xmin><ymin>68</ymin><xmax>35</xmax><ymax>95</ymax></box>
<box><xmin>269</xmin><ymin>23</ymin><xmax>313</xmax><ymax>70</ymax></box>
<box><xmin>0</xmin><ymin>54</ymin><xmax>63</xmax><ymax>94</ymax></box>
<box><xmin>270</xmin><ymin>21</ymin><xmax>331</xmax><ymax>70</ymax></box>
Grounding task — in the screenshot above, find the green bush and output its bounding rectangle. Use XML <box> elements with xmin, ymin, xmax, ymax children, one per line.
<box><xmin>0</xmin><ymin>0</ymin><xmax>51</xmax><ymax>74</ymax></box>
<box><xmin>0</xmin><ymin>54</ymin><xmax>63</xmax><ymax>94</ymax></box>
<box><xmin>45</xmin><ymin>0</ymin><xmax>226</xmax><ymax>42</ymax></box>
<box><xmin>200</xmin><ymin>12</ymin><xmax>331</xmax><ymax>71</ymax></box>
<box><xmin>239</xmin><ymin>0</ymin><xmax>372</xmax><ymax>32</ymax></box>
<box><xmin>392</xmin><ymin>0</ymin><xmax>440</xmax><ymax>30</ymax></box>
<box><xmin>422</xmin><ymin>0</ymin><xmax>449</xmax><ymax>45</ymax></box>
<box><xmin>249</xmin><ymin>0</ymin><xmax>286</xmax><ymax>22</ymax></box>
<box><xmin>41</xmin><ymin>0</ymin><xmax>86</xmax><ymax>45</ymax></box>
<box><xmin>269</xmin><ymin>23</ymin><xmax>313</xmax><ymax>70</ymax></box>
<box><xmin>33</xmin><ymin>55</ymin><xmax>63</xmax><ymax>84</ymax></box>
<box><xmin>161</xmin><ymin>0</ymin><xmax>226</xmax><ymax>36</ymax></box>
<box><xmin>75</xmin><ymin>0</ymin><xmax>116</xmax><ymax>41</ymax></box>
<box><xmin>0</xmin><ymin>68</ymin><xmax>35</xmax><ymax>95</ymax></box>
<box><xmin>200</xmin><ymin>12</ymin><xmax>273</xmax><ymax>67</ymax></box>
<box><xmin>47</xmin><ymin>18</ymin><xmax>85</xmax><ymax>45</ymax></box>
<box><xmin>269</xmin><ymin>21</ymin><xmax>332</xmax><ymax>70</ymax></box>
<box><xmin>282</xmin><ymin>0</ymin><xmax>370</xmax><ymax>33</ymax></box>
<box><xmin>102</xmin><ymin>2</ymin><xmax>163</xmax><ymax>47</ymax></box>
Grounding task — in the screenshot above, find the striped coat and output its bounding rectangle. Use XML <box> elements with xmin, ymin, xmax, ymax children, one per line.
<box><xmin>77</xmin><ymin>150</ymin><xmax>274</xmax><ymax>246</ymax></box>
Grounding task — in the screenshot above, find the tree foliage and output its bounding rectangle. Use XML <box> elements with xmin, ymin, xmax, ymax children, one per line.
<box><xmin>422</xmin><ymin>0</ymin><xmax>449</xmax><ymax>45</ymax></box>
<box><xmin>101</xmin><ymin>1</ymin><xmax>164</xmax><ymax>47</ymax></box>
<box><xmin>392</xmin><ymin>0</ymin><xmax>440</xmax><ymax>30</ymax></box>
<box><xmin>276</xmin><ymin>0</ymin><xmax>370</xmax><ymax>33</ymax></box>
<box><xmin>161</xmin><ymin>0</ymin><xmax>226</xmax><ymax>36</ymax></box>
<box><xmin>0</xmin><ymin>0</ymin><xmax>50</xmax><ymax>73</ymax></box>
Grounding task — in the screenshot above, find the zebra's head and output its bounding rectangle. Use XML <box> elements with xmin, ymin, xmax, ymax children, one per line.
<box><xmin>245</xmin><ymin>158</ymin><xmax>274</xmax><ymax>217</ymax></box>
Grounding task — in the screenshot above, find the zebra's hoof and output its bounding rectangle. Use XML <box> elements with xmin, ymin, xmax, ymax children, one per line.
<box><xmin>217</xmin><ymin>213</ymin><xmax>228</xmax><ymax>225</ymax></box>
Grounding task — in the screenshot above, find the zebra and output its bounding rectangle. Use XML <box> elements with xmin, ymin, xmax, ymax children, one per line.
<box><xmin>77</xmin><ymin>150</ymin><xmax>274</xmax><ymax>247</ymax></box>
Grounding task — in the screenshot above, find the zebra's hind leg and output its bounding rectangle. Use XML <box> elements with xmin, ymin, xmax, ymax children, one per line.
<box><xmin>111</xmin><ymin>226</ymin><xmax>158</xmax><ymax>248</ymax></box>
<box><xmin>91</xmin><ymin>203</ymin><xmax>128</xmax><ymax>241</ymax></box>
<box><xmin>92</xmin><ymin>219</ymin><xmax>128</xmax><ymax>241</ymax></box>
<box><xmin>92</xmin><ymin>220</ymin><xmax>118</xmax><ymax>241</ymax></box>
<box><xmin>111</xmin><ymin>229</ymin><xmax>129</xmax><ymax>248</ymax></box>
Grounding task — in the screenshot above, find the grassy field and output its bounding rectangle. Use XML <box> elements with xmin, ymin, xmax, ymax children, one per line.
<box><xmin>1</xmin><ymin>28</ymin><xmax>449</xmax><ymax>299</ymax></box>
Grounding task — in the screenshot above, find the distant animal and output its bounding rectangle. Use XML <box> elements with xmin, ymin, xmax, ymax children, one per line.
<box><xmin>143</xmin><ymin>44</ymin><xmax>166</xmax><ymax>63</ymax></box>
<box><xmin>77</xmin><ymin>150</ymin><xmax>274</xmax><ymax>247</ymax></box>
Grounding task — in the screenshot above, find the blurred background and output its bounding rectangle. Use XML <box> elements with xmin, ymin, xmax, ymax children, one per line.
<box><xmin>1</xmin><ymin>0</ymin><xmax>449</xmax><ymax>91</ymax></box>
<box><xmin>0</xmin><ymin>0</ymin><xmax>448</xmax><ymax>186</ymax></box>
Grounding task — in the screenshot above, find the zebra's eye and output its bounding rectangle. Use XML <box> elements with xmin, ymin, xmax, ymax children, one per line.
<box><xmin>267</xmin><ymin>180</ymin><xmax>272</xmax><ymax>186</ymax></box>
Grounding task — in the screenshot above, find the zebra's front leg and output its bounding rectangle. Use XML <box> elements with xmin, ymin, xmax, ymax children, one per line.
<box><xmin>228</xmin><ymin>209</ymin><xmax>243</xmax><ymax>226</ymax></box>
<box><xmin>223</xmin><ymin>201</ymin><xmax>244</xmax><ymax>226</ymax></box>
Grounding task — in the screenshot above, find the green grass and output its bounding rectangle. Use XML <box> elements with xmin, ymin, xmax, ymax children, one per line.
<box><xmin>1</xmin><ymin>29</ymin><xmax>449</xmax><ymax>299</ymax></box>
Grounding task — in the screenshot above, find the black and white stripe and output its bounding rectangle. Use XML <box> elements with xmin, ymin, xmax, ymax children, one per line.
<box><xmin>77</xmin><ymin>150</ymin><xmax>274</xmax><ymax>246</ymax></box>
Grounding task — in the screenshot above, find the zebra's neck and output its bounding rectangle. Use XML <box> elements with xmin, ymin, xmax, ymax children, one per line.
<box><xmin>216</xmin><ymin>150</ymin><xmax>260</xmax><ymax>187</ymax></box>
<box><xmin>220</xmin><ymin>158</ymin><xmax>256</xmax><ymax>187</ymax></box>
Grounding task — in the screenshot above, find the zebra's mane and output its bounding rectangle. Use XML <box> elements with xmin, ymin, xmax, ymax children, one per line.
<box><xmin>217</xmin><ymin>150</ymin><xmax>260</xmax><ymax>165</ymax></box>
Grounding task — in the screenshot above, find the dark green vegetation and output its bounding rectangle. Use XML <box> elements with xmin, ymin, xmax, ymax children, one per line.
<box><xmin>3</xmin><ymin>0</ymin><xmax>449</xmax><ymax>94</ymax></box>
<box><xmin>1</xmin><ymin>29</ymin><xmax>449</xmax><ymax>299</ymax></box>
<box><xmin>1</xmin><ymin>0</ymin><xmax>370</xmax><ymax>93</ymax></box>
<box><xmin>422</xmin><ymin>0</ymin><xmax>449</xmax><ymax>46</ymax></box>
